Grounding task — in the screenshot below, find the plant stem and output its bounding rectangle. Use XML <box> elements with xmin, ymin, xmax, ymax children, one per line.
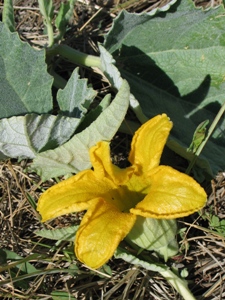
<box><xmin>159</xmin><ymin>269</ymin><xmax>196</xmax><ymax>300</ymax></box>
<box><xmin>47</xmin><ymin>44</ymin><xmax>102</xmax><ymax>68</ymax></box>
<box><xmin>49</xmin><ymin>69</ymin><xmax>67</xmax><ymax>89</ymax></box>
<box><xmin>195</xmin><ymin>102</ymin><xmax>225</xmax><ymax>157</ymax></box>
<box><xmin>142</xmin><ymin>252</ymin><xmax>197</xmax><ymax>300</ymax></box>
<box><xmin>38</xmin><ymin>0</ymin><xmax>54</xmax><ymax>47</ymax></box>
<box><xmin>186</xmin><ymin>102</ymin><xmax>225</xmax><ymax>174</ymax></box>
<box><xmin>118</xmin><ymin>245</ymin><xmax>197</xmax><ymax>300</ymax></box>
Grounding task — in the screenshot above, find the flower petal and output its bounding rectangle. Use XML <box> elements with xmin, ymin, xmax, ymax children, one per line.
<box><xmin>75</xmin><ymin>198</ymin><xmax>136</xmax><ymax>269</ymax></box>
<box><xmin>129</xmin><ymin>114</ymin><xmax>172</xmax><ymax>174</ymax></box>
<box><xmin>90</xmin><ymin>141</ymin><xmax>134</xmax><ymax>185</ymax></box>
<box><xmin>130</xmin><ymin>166</ymin><xmax>207</xmax><ymax>219</ymax></box>
<box><xmin>37</xmin><ymin>170</ymin><xmax>117</xmax><ymax>221</ymax></box>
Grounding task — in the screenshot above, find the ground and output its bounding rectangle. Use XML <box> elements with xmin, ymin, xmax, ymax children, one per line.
<box><xmin>0</xmin><ymin>1</ymin><xmax>225</xmax><ymax>299</ymax></box>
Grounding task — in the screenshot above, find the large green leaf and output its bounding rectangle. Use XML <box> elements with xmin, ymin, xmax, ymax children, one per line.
<box><xmin>0</xmin><ymin>22</ymin><xmax>53</xmax><ymax>118</ymax></box>
<box><xmin>31</xmin><ymin>80</ymin><xmax>130</xmax><ymax>180</ymax></box>
<box><xmin>0</xmin><ymin>114</ymin><xmax>80</xmax><ymax>159</ymax></box>
<box><xmin>104</xmin><ymin>1</ymin><xmax>225</xmax><ymax>174</ymax></box>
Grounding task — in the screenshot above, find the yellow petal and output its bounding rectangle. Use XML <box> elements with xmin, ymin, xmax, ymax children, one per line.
<box><xmin>129</xmin><ymin>114</ymin><xmax>172</xmax><ymax>174</ymax></box>
<box><xmin>90</xmin><ymin>141</ymin><xmax>134</xmax><ymax>185</ymax></box>
<box><xmin>37</xmin><ymin>170</ymin><xmax>116</xmax><ymax>221</ymax></box>
<box><xmin>130</xmin><ymin>166</ymin><xmax>207</xmax><ymax>219</ymax></box>
<box><xmin>75</xmin><ymin>198</ymin><xmax>136</xmax><ymax>269</ymax></box>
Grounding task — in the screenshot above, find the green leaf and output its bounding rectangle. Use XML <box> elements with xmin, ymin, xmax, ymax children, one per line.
<box><xmin>105</xmin><ymin>0</ymin><xmax>178</xmax><ymax>54</ymax></box>
<box><xmin>126</xmin><ymin>217</ymin><xmax>178</xmax><ymax>261</ymax></box>
<box><xmin>31</xmin><ymin>80</ymin><xmax>130</xmax><ymax>180</ymax></box>
<box><xmin>55</xmin><ymin>0</ymin><xmax>76</xmax><ymax>41</ymax></box>
<box><xmin>0</xmin><ymin>249</ymin><xmax>37</xmax><ymax>273</ymax></box>
<box><xmin>57</xmin><ymin>67</ymin><xmax>97</xmax><ymax>118</ymax></box>
<box><xmin>0</xmin><ymin>252</ymin><xmax>45</xmax><ymax>289</ymax></box>
<box><xmin>104</xmin><ymin>1</ymin><xmax>225</xmax><ymax>175</ymax></box>
<box><xmin>209</xmin><ymin>215</ymin><xmax>225</xmax><ymax>235</ymax></box>
<box><xmin>0</xmin><ymin>22</ymin><xmax>53</xmax><ymax>118</ymax></box>
<box><xmin>35</xmin><ymin>226</ymin><xmax>79</xmax><ymax>242</ymax></box>
<box><xmin>187</xmin><ymin>120</ymin><xmax>209</xmax><ymax>153</ymax></box>
<box><xmin>0</xmin><ymin>114</ymin><xmax>80</xmax><ymax>159</ymax></box>
<box><xmin>99</xmin><ymin>44</ymin><xmax>148</xmax><ymax>123</ymax></box>
<box><xmin>2</xmin><ymin>0</ymin><xmax>15</xmax><ymax>32</ymax></box>
<box><xmin>38</xmin><ymin>0</ymin><xmax>54</xmax><ymax>23</ymax></box>
<box><xmin>55</xmin><ymin>2</ymin><xmax>70</xmax><ymax>30</ymax></box>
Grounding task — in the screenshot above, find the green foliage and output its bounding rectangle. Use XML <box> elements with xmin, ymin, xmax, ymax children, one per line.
<box><xmin>38</xmin><ymin>0</ymin><xmax>55</xmax><ymax>46</ymax></box>
<box><xmin>38</xmin><ymin>0</ymin><xmax>54</xmax><ymax>22</ymax></box>
<box><xmin>0</xmin><ymin>249</ymin><xmax>37</xmax><ymax>273</ymax></box>
<box><xmin>2</xmin><ymin>0</ymin><xmax>15</xmax><ymax>32</ymax></box>
<box><xmin>187</xmin><ymin>120</ymin><xmax>209</xmax><ymax>154</ymax></box>
<box><xmin>126</xmin><ymin>217</ymin><xmax>178</xmax><ymax>261</ymax></box>
<box><xmin>1</xmin><ymin>2</ymin><xmax>220</xmax><ymax>299</ymax></box>
<box><xmin>57</xmin><ymin>67</ymin><xmax>97</xmax><ymax>118</ymax></box>
<box><xmin>0</xmin><ymin>114</ymin><xmax>80</xmax><ymax>159</ymax></box>
<box><xmin>35</xmin><ymin>226</ymin><xmax>79</xmax><ymax>242</ymax></box>
<box><xmin>208</xmin><ymin>215</ymin><xmax>225</xmax><ymax>235</ymax></box>
<box><xmin>115</xmin><ymin>246</ymin><xmax>168</xmax><ymax>273</ymax></box>
<box><xmin>0</xmin><ymin>249</ymin><xmax>38</xmax><ymax>289</ymax></box>
<box><xmin>31</xmin><ymin>80</ymin><xmax>130</xmax><ymax>179</ymax></box>
<box><xmin>0</xmin><ymin>22</ymin><xmax>53</xmax><ymax>118</ymax></box>
<box><xmin>104</xmin><ymin>0</ymin><xmax>225</xmax><ymax>175</ymax></box>
<box><xmin>2</xmin><ymin>0</ymin><xmax>223</xmax><ymax>180</ymax></box>
<box><xmin>115</xmin><ymin>246</ymin><xmax>196</xmax><ymax>300</ymax></box>
<box><xmin>38</xmin><ymin>0</ymin><xmax>76</xmax><ymax>46</ymax></box>
<box><xmin>55</xmin><ymin>0</ymin><xmax>76</xmax><ymax>42</ymax></box>
<box><xmin>0</xmin><ymin>23</ymin><xmax>129</xmax><ymax>178</ymax></box>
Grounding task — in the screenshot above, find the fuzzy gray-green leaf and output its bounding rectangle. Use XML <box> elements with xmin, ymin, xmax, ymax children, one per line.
<box><xmin>31</xmin><ymin>80</ymin><xmax>130</xmax><ymax>180</ymax></box>
<box><xmin>0</xmin><ymin>22</ymin><xmax>53</xmax><ymax>118</ymax></box>
<box><xmin>104</xmin><ymin>1</ymin><xmax>225</xmax><ymax>174</ymax></box>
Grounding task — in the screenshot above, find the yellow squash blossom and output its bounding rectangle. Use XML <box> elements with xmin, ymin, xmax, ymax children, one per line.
<box><xmin>37</xmin><ymin>114</ymin><xmax>207</xmax><ymax>269</ymax></box>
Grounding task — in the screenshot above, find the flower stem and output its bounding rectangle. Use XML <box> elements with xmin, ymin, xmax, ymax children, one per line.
<box><xmin>159</xmin><ymin>269</ymin><xmax>196</xmax><ymax>300</ymax></box>
<box><xmin>47</xmin><ymin>44</ymin><xmax>102</xmax><ymax>68</ymax></box>
<box><xmin>117</xmin><ymin>246</ymin><xmax>197</xmax><ymax>300</ymax></box>
<box><xmin>142</xmin><ymin>252</ymin><xmax>196</xmax><ymax>300</ymax></box>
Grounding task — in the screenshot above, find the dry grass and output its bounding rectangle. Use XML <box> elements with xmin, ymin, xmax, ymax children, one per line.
<box><xmin>0</xmin><ymin>0</ymin><xmax>225</xmax><ymax>299</ymax></box>
<box><xmin>1</xmin><ymin>159</ymin><xmax>225</xmax><ymax>298</ymax></box>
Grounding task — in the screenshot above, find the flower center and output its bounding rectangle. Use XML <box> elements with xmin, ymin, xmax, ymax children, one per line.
<box><xmin>106</xmin><ymin>173</ymin><xmax>150</xmax><ymax>213</ymax></box>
